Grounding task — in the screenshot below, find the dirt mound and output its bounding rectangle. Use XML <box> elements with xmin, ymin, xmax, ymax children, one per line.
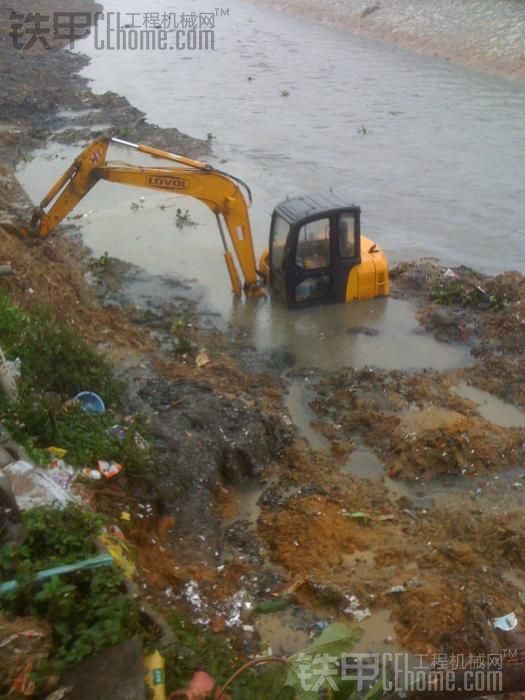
<box><xmin>123</xmin><ymin>369</ymin><xmax>288</xmax><ymax>562</ymax></box>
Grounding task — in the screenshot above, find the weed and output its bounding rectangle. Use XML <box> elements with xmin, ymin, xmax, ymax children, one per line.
<box><xmin>163</xmin><ymin>613</ymin><xmax>292</xmax><ymax>698</ymax></box>
<box><xmin>172</xmin><ymin>336</ymin><xmax>193</xmax><ymax>356</ymax></box>
<box><xmin>0</xmin><ymin>291</ymin><xmax>120</xmax><ymax>401</ymax></box>
<box><xmin>175</xmin><ymin>208</ymin><xmax>197</xmax><ymax>230</ymax></box>
<box><xmin>0</xmin><ymin>292</ymin><xmax>153</xmax><ymax>478</ymax></box>
<box><xmin>89</xmin><ymin>251</ymin><xmax>111</xmax><ymax>281</ymax></box>
<box><xmin>0</xmin><ymin>505</ymin><xmax>140</xmax><ymax>673</ymax></box>
<box><xmin>430</xmin><ymin>281</ymin><xmax>510</xmax><ymax>310</ymax></box>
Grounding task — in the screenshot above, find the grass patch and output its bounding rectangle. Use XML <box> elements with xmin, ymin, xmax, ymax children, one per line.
<box><xmin>0</xmin><ymin>291</ymin><xmax>153</xmax><ymax>478</ymax></box>
<box><xmin>430</xmin><ymin>281</ymin><xmax>510</xmax><ymax>310</ymax></box>
<box><xmin>0</xmin><ymin>505</ymin><xmax>141</xmax><ymax>675</ymax></box>
<box><xmin>163</xmin><ymin>613</ymin><xmax>293</xmax><ymax>699</ymax></box>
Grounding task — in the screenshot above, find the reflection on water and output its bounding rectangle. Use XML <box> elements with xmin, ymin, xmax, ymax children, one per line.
<box><xmin>453</xmin><ymin>382</ymin><xmax>525</xmax><ymax>428</ymax></box>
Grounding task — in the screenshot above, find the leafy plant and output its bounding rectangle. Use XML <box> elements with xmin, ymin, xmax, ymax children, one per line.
<box><xmin>89</xmin><ymin>251</ymin><xmax>111</xmax><ymax>280</ymax></box>
<box><xmin>172</xmin><ymin>336</ymin><xmax>193</xmax><ymax>356</ymax></box>
<box><xmin>0</xmin><ymin>293</ymin><xmax>153</xmax><ymax>478</ymax></box>
<box><xmin>175</xmin><ymin>208</ymin><xmax>197</xmax><ymax>230</ymax></box>
<box><xmin>0</xmin><ymin>505</ymin><xmax>140</xmax><ymax>670</ymax></box>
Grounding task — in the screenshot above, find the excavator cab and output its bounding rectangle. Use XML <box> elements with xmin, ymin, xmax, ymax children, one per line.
<box><xmin>262</xmin><ymin>192</ymin><xmax>389</xmax><ymax>309</ymax></box>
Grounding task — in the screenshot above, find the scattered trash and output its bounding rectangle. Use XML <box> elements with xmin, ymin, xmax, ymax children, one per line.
<box><xmin>109</xmin><ymin>424</ymin><xmax>127</xmax><ymax>441</ymax></box>
<box><xmin>97</xmin><ymin>460</ymin><xmax>123</xmax><ymax>479</ymax></box>
<box><xmin>45</xmin><ymin>686</ymin><xmax>74</xmax><ymax>700</ymax></box>
<box><xmin>0</xmin><ymin>473</ymin><xmax>26</xmax><ymax>546</ymax></box>
<box><xmin>342</xmin><ymin>594</ymin><xmax>371</xmax><ymax>621</ymax></box>
<box><xmin>0</xmin><ymin>346</ymin><xmax>20</xmax><ymax>401</ymax></box>
<box><xmin>46</xmin><ymin>459</ymin><xmax>75</xmax><ymax>490</ymax></box>
<box><xmin>492</xmin><ymin>611</ymin><xmax>518</xmax><ymax>631</ymax></box>
<box><xmin>81</xmin><ymin>468</ymin><xmax>102</xmax><ymax>480</ymax></box>
<box><xmin>10</xmin><ymin>658</ymin><xmax>35</xmax><ymax>696</ymax></box>
<box><xmin>98</xmin><ymin>532</ymin><xmax>136</xmax><ymax>578</ymax></box>
<box><xmin>46</xmin><ymin>446</ymin><xmax>67</xmax><ymax>459</ymax></box>
<box><xmin>284</xmin><ymin>576</ymin><xmax>307</xmax><ymax>596</ymax></box>
<box><xmin>120</xmin><ymin>511</ymin><xmax>131</xmax><ymax>521</ymax></box>
<box><xmin>352</xmin><ymin>608</ymin><xmax>372</xmax><ymax>622</ymax></box>
<box><xmin>145</xmin><ymin>650</ymin><xmax>166</xmax><ymax>700</ymax></box>
<box><xmin>224</xmin><ymin>589</ymin><xmax>253</xmax><ymax>627</ymax></box>
<box><xmin>184</xmin><ymin>580</ymin><xmax>211</xmax><ymax>626</ymax></box>
<box><xmin>72</xmin><ymin>391</ymin><xmax>106</xmax><ymax>414</ymax></box>
<box><xmin>134</xmin><ymin>433</ymin><xmax>149</xmax><ymax>450</ymax></box>
<box><xmin>443</xmin><ymin>268</ymin><xmax>458</xmax><ymax>278</ymax></box>
<box><xmin>402</xmin><ymin>508</ymin><xmax>419</xmax><ymax>521</ymax></box>
<box><xmin>349</xmin><ymin>511</ymin><xmax>371</xmax><ymax>523</ymax></box>
<box><xmin>386</xmin><ymin>585</ymin><xmax>406</xmax><ymax>594</ymax></box>
<box><xmin>254</xmin><ymin>597</ymin><xmax>290</xmax><ymax>614</ymax></box>
<box><xmin>195</xmin><ymin>349</ymin><xmax>210</xmax><ymax>368</ymax></box>
<box><xmin>171</xmin><ymin>670</ymin><xmax>229</xmax><ymax>700</ymax></box>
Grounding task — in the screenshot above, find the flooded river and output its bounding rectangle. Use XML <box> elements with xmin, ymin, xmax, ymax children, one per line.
<box><xmin>17</xmin><ymin>0</ymin><xmax>525</xmax><ymax>370</ymax></box>
<box><xmin>75</xmin><ymin>0</ymin><xmax>524</xmax><ymax>271</ymax></box>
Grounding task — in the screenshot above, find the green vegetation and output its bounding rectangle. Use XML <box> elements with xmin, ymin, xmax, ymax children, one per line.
<box><xmin>175</xmin><ymin>207</ymin><xmax>197</xmax><ymax>230</ymax></box>
<box><xmin>0</xmin><ymin>505</ymin><xmax>140</xmax><ymax>673</ymax></box>
<box><xmin>430</xmin><ymin>281</ymin><xmax>510</xmax><ymax>309</ymax></box>
<box><xmin>0</xmin><ymin>291</ymin><xmax>153</xmax><ymax>478</ymax></box>
<box><xmin>89</xmin><ymin>250</ymin><xmax>111</xmax><ymax>281</ymax></box>
<box><xmin>170</xmin><ymin>316</ymin><xmax>194</xmax><ymax>356</ymax></box>
<box><xmin>164</xmin><ymin>612</ymin><xmax>293</xmax><ymax>699</ymax></box>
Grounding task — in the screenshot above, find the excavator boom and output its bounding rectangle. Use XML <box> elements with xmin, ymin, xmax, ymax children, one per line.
<box><xmin>30</xmin><ymin>137</ymin><xmax>264</xmax><ymax>298</ymax></box>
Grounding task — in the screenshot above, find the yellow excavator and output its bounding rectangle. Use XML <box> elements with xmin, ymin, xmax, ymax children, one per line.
<box><xmin>27</xmin><ymin>136</ymin><xmax>389</xmax><ymax>309</ymax></box>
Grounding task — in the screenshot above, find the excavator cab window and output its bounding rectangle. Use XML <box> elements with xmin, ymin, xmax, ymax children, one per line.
<box><xmin>269</xmin><ymin>213</ymin><xmax>291</xmax><ymax>301</ymax></box>
<box><xmin>270</xmin><ymin>196</ymin><xmax>362</xmax><ymax>308</ymax></box>
<box><xmin>270</xmin><ymin>214</ymin><xmax>289</xmax><ymax>271</ymax></box>
<box><xmin>295</xmin><ymin>218</ymin><xmax>331</xmax><ymax>270</ymax></box>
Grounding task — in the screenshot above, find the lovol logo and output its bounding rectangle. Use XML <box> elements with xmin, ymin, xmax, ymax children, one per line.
<box><xmin>147</xmin><ymin>176</ymin><xmax>188</xmax><ymax>189</ymax></box>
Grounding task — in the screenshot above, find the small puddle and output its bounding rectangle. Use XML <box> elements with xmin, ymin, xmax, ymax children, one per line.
<box><xmin>223</xmin><ymin>479</ymin><xmax>263</xmax><ymax>528</ymax></box>
<box><xmin>284</xmin><ymin>380</ymin><xmax>329</xmax><ymax>452</ymax></box>
<box><xmin>454</xmin><ymin>382</ymin><xmax>525</xmax><ymax>428</ymax></box>
<box><xmin>343</xmin><ymin>439</ymin><xmax>412</xmax><ymax>501</ymax></box>
<box><xmin>285</xmin><ymin>379</ymin><xmax>412</xmax><ymax>499</ymax></box>
<box><xmin>353</xmin><ymin>608</ymin><xmax>398</xmax><ymax>654</ymax></box>
<box><xmin>255</xmin><ymin>609</ymin><xmax>311</xmax><ymax>655</ymax></box>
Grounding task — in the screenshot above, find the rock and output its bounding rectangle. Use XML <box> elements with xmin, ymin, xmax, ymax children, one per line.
<box><xmin>62</xmin><ymin>639</ymin><xmax>145</xmax><ymax>700</ymax></box>
<box><xmin>0</xmin><ymin>444</ymin><xmax>14</xmax><ymax>468</ymax></box>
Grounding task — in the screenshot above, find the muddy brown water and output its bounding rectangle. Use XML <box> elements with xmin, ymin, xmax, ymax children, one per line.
<box><xmin>73</xmin><ymin>0</ymin><xmax>524</xmax><ymax>275</ymax></box>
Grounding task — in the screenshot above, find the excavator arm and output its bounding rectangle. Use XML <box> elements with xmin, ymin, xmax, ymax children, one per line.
<box><xmin>30</xmin><ymin>137</ymin><xmax>264</xmax><ymax>298</ymax></box>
